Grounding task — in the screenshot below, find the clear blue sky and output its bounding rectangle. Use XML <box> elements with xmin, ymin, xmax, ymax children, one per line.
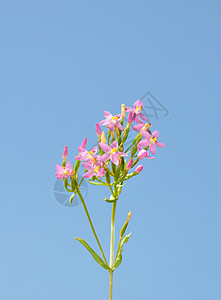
<box><xmin>0</xmin><ymin>1</ymin><xmax>221</xmax><ymax>299</ymax></box>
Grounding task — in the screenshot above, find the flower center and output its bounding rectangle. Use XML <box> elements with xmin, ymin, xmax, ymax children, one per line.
<box><xmin>135</xmin><ymin>105</ymin><xmax>142</xmax><ymax>113</ymax></box>
<box><xmin>111</xmin><ymin>116</ymin><xmax>118</xmax><ymax>123</ymax></box>
<box><xmin>110</xmin><ymin>148</ymin><xmax>117</xmax><ymax>154</ymax></box>
<box><xmin>94</xmin><ymin>165</ymin><xmax>100</xmax><ymax>173</ymax></box>
<box><xmin>87</xmin><ymin>150</ymin><xmax>93</xmax><ymax>158</ymax></box>
<box><xmin>150</xmin><ymin>136</ymin><xmax>157</xmax><ymax>144</ymax></box>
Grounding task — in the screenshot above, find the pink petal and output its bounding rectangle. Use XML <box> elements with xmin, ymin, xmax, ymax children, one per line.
<box><xmin>155</xmin><ymin>141</ymin><xmax>166</xmax><ymax>148</ymax></box>
<box><xmin>103</xmin><ymin>111</ymin><xmax>112</xmax><ymax>118</ymax></box>
<box><xmin>133</xmin><ymin>100</ymin><xmax>143</xmax><ymax>109</ymax></box>
<box><xmin>138</xmin><ymin>112</ymin><xmax>148</xmax><ymax>121</ymax></box>
<box><xmin>111</xmin><ymin>140</ymin><xmax>118</xmax><ymax>149</ymax></box>
<box><xmin>132</xmin><ymin>125</ymin><xmax>142</xmax><ymax>131</ymax></box>
<box><xmin>118</xmin><ymin>152</ymin><xmax>128</xmax><ymax>157</ymax></box>
<box><xmin>91</xmin><ymin>146</ymin><xmax>98</xmax><ymax>154</ymax></box>
<box><xmin>138</xmin><ymin>140</ymin><xmax>149</xmax><ymax>147</ymax></box>
<box><xmin>111</xmin><ymin>153</ymin><xmax>119</xmax><ymax>165</ymax></box>
<box><xmin>108</xmin><ymin>123</ymin><xmax>115</xmax><ymax>131</ymax></box>
<box><xmin>78</xmin><ymin>147</ymin><xmax>87</xmax><ymax>155</ymax></box>
<box><xmin>100</xmin><ymin>153</ymin><xmax>111</xmax><ymax>162</ymax></box>
<box><xmin>66</xmin><ymin>161</ymin><xmax>72</xmax><ymax>172</ymax></box>
<box><xmin>150</xmin><ymin>144</ymin><xmax>156</xmax><ymax>155</ymax></box>
<box><xmin>56</xmin><ymin>164</ymin><xmax>64</xmax><ymax>173</ymax></box>
<box><xmin>83</xmin><ymin>171</ymin><xmax>94</xmax><ymax>178</ymax></box>
<box><xmin>152</xmin><ymin>130</ymin><xmax>159</xmax><ymax>138</ymax></box>
<box><xmin>136</xmin><ymin>118</ymin><xmax>145</xmax><ymax>125</ymax></box>
<box><xmin>99</xmin><ymin>119</ymin><xmax>109</xmax><ymax>125</ymax></box>
<box><xmin>99</xmin><ymin>142</ymin><xmax>111</xmax><ymax>152</ymax></box>
<box><xmin>142</xmin><ymin>130</ymin><xmax>151</xmax><ymax>140</ymax></box>
<box><xmin>116</xmin><ymin>122</ymin><xmax>124</xmax><ymax>131</ymax></box>
<box><xmin>82</xmin><ymin>162</ymin><xmax>93</xmax><ymax>171</ymax></box>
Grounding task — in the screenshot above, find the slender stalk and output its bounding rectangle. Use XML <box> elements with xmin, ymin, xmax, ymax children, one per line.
<box><xmin>76</xmin><ymin>187</ymin><xmax>108</xmax><ymax>266</ymax></box>
<box><xmin>109</xmin><ymin>201</ymin><xmax>117</xmax><ymax>300</ymax></box>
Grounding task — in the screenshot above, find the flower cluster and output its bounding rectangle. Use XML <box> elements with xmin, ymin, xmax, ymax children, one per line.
<box><xmin>55</xmin><ymin>99</ymin><xmax>165</xmax><ymax>202</ymax></box>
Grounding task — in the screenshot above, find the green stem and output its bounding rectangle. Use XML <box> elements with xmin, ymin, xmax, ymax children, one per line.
<box><xmin>76</xmin><ymin>187</ymin><xmax>108</xmax><ymax>266</ymax></box>
<box><xmin>109</xmin><ymin>201</ymin><xmax>117</xmax><ymax>300</ymax></box>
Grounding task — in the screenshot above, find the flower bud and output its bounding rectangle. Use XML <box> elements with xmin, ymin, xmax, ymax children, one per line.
<box><xmin>126</xmin><ymin>159</ymin><xmax>133</xmax><ymax>170</ymax></box>
<box><xmin>96</xmin><ymin>123</ymin><xmax>102</xmax><ymax>137</ymax></box>
<box><xmin>135</xmin><ymin>165</ymin><xmax>143</xmax><ymax>173</ymax></box>
<box><xmin>120</xmin><ymin>211</ymin><xmax>132</xmax><ymax>238</ymax></box>
<box><xmin>128</xmin><ymin>111</ymin><xmax>133</xmax><ymax>124</ymax></box>
<box><xmin>126</xmin><ymin>210</ymin><xmax>132</xmax><ymax>222</ymax></box>
<box><xmin>101</xmin><ymin>131</ymin><xmax>106</xmax><ymax>144</ymax></box>
<box><xmin>121</xmin><ymin>104</ymin><xmax>126</xmax><ymax>120</ymax></box>
<box><xmin>81</xmin><ymin>137</ymin><xmax>87</xmax><ymax>148</ymax></box>
<box><xmin>62</xmin><ymin>145</ymin><xmax>68</xmax><ymax>159</ymax></box>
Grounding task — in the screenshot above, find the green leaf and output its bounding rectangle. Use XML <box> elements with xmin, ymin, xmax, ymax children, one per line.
<box><xmin>74</xmin><ymin>238</ymin><xmax>111</xmax><ymax>271</ymax></box>
<box><xmin>113</xmin><ymin>232</ymin><xmax>131</xmax><ymax>270</ymax></box>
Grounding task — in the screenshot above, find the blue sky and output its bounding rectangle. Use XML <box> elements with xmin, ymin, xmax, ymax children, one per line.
<box><xmin>0</xmin><ymin>1</ymin><xmax>221</xmax><ymax>299</ymax></box>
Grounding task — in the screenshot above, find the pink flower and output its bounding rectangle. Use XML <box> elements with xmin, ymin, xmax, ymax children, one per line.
<box><xmin>62</xmin><ymin>145</ymin><xmax>68</xmax><ymax>159</ymax></box>
<box><xmin>99</xmin><ymin>140</ymin><xmax>128</xmax><ymax>165</ymax></box>
<box><xmin>125</xmin><ymin>100</ymin><xmax>148</xmax><ymax>122</ymax></box>
<box><xmin>132</xmin><ymin>118</ymin><xmax>151</xmax><ymax>133</ymax></box>
<box><xmin>82</xmin><ymin>161</ymin><xmax>105</xmax><ymax>178</ymax></box>
<box><xmin>139</xmin><ymin>130</ymin><xmax>166</xmax><ymax>155</ymax></box>
<box><xmin>96</xmin><ymin>123</ymin><xmax>102</xmax><ymax>137</ymax></box>
<box><xmin>75</xmin><ymin>146</ymin><xmax>98</xmax><ymax>162</ymax></box>
<box><xmin>55</xmin><ymin>161</ymin><xmax>72</xmax><ymax>179</ymax></box>
<box><xmin>135</xmin><ymin>165</ymin><xmax>143</xmax><ymax>173</ymax></box>
<box><xmin>99</xmin><ymin>111</ymin><xmax>124</xmax><ymax>131</ymax></box>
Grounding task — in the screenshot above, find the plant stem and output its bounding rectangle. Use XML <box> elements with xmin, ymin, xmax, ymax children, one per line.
<box><xmin>109</xmin><ymin>201</ymin><xmax>117</xmax><ymax>300</ymax></box>
<box><xmin>76</xmin><ymin>187</ymin><xmax>108</xmax><ymax>266</ymax></box>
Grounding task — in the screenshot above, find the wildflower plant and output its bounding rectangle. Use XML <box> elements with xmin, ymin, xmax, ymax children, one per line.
<box><xmin>55</xmin><ymin>100</ymin><xmax>165</xmax><ymax>299</ymax></box>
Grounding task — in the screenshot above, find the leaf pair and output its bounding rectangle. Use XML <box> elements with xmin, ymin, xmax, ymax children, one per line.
<box><xmin>74</xmin><ymin>238</ymin><xmax>111</xmax><ymax>271</ymax></box>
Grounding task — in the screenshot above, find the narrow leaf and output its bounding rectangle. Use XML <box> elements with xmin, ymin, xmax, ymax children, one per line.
<box><xmin>113</xmin><ymin>232</ymin><xmax>132</xmax><ymax>270</ymax></box>
<box><xmin>74</xmin><ymin>238</ymin><xmax>111</xmax><ymax>271</ymax></box>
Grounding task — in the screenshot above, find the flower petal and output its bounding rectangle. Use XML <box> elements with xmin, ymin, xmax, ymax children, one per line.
<box><xmin>111</xmin><ymin>153</ymin><xmax>119</xmax><ymax>165</ymax></box>
<box><xmin>155</xmin><ymin>141</ymin><xmax>166</xmax><ymax>148</ymax></box>
<box><xmin>142</xmin><ymin>130</ymin><xmax>151</xmax><ymax>140</ymax></box>
<box><xmin>99</xmin><ymin>142</ymin><xmax>111</xmax><ymax>152</ymax></box>
<box><xmin>103</xmin><ymin>111</ymin><xmax>112</xmax><ymax>118</ymax></box>
<box><xmin>150</xmin><ymin>144</ymin><xmax>156</xmax><ymax>155</ymax></box>
<box><xmin>152</xmin><ymin>130</ymin><xmax>159</xmax><ymax>138</ymax></box>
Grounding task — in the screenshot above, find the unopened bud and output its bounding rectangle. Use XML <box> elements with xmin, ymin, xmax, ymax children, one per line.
<box><xmin>126</xmin><ymin>211</ymin><xmax>132</xmax><ymax>222</ymax></box>
<box><xmin>81</xmin><ymin>137</ymin><xmax>87</xmax><ymax>148</ymax></box>
<box><xmin>135</xmin><ymin>165</ymin><xmax>143</xmax><ymax>173</ymax></box>
<box><xmin>96</xmin><ymin>123</ymin><xmax>102</xmax><ymax>137</ymax></box>
<box><xmin>101</xmin><ymin>131</ymin><xmax>106</xmax><ymax>144</ymax></box>
<box><xmin>126</xmin><ymin>159</ymin><xmax>133</xmax><ymax>170</ymax></box>
<box><xmin>62</xmin><ymin>145</ymin><xmax>68</xmax><ymax>159</ymax></box>
<box><xmin>121</xmin><ymin>104</ymin><xmax>126</xmax><ymax>120</ymax></box>
<box><xmin>128</xmin><ymin>111</ymin><xmax>133</xmax><ymax>124</ymax></box>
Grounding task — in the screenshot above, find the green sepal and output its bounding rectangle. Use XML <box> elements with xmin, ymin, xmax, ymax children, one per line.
<box><xmin>74</xmin><ymin>238</ymin><xmax>111</xmax><ymax>271</ymax></box>
<box><xmin>88</xmin><ymin>180</ymin><xmax>107</xmax><ymax>186</ymax></box>
<box><xmin>113</xmin><ymin>232</ymin><xmax>131</xmax><ymax>270</ymax></box>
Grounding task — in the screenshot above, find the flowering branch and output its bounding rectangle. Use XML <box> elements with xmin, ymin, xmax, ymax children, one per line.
<box><xmin>55</xmin><ymin>99</ymin><xmax>166</xmax><ymax>299</ymax></box>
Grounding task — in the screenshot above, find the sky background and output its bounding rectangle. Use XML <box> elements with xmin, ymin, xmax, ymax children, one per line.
<box><xmin>0</xmin><ymin>1</ymin><xmax>221</xmax><ymax>299</ymax></box>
